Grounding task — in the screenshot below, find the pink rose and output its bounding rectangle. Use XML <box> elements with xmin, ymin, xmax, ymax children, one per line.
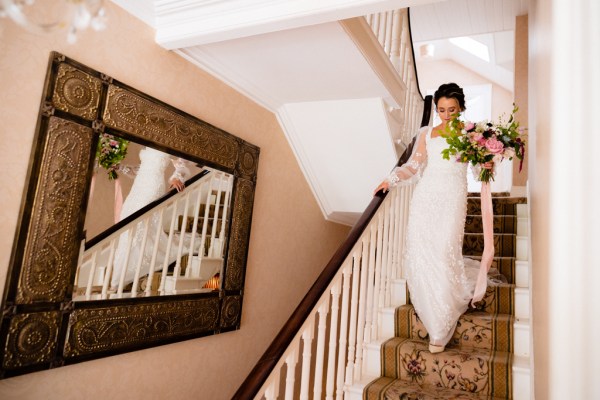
<box><xmin>464</xmin><ymin>122</ymin><xmax>475</xmax><ymax>131</ymax></box>
<box><xmin>485</xmin><ymin>137</ymin><xmax>505</xmax><ymax>154</ymax></box>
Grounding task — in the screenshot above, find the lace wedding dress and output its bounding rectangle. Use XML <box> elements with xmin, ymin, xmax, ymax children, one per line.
<box><xmin>388</xmin><ymin>126</ymin><xmax>481</xmax><ymax>347</ymax></box>
<box><xmin>111</xmin><ymin>147</ymin><xmax>191</xmax><ymax>288</ymax></box>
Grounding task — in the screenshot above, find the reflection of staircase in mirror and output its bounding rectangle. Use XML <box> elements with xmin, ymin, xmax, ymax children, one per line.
<box><xmin>163</xmin><ymin>190</ymin><xmax>230</xmax><ymax>295</ymax></box>
<box><xmin>74</xmin><ymin>168</ymin><xmax>233</xmax><ymax>301</ymax></box>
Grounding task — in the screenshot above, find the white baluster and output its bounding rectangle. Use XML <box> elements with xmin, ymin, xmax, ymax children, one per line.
<box><xmin>186</xmin><ymin>185</ymin><xmax>204</xmax><ymax>277</ymax></box>
<box><xmin>198</xmin><ymin>175</ymin><xmax>216</xmax><ymax>265</ymax></box>
<box><xmin>336</xmin><ymin>262</ymin><xmax>352</xmax><ymax>400</ymax></box>
<box><xmin>116</xmin><ymin>226</ymin><xmax>134</xmax><ymax>297</ymax></box>
<box><xmin>130</xmin><ymin>217</ymin><xmax>151</xmax><ymax>297</ymax></box>
<box><xmin>160</xmin><ymin>200</ymin><xmax>179</xmax><ymax>293</ymax></box>
<box><xmin>145</xmin><ymin>208</ymin><xmax>165</xmax><ymax>296</ymax></box>
<box><xmin>264</xmin><ymin>368</ymin><xmax>280</xmax><ymax>400</ymax></box>
<box><xmin>344</xmin><ymin>251</ymin><xmax>361</xmax><ymax>386</ymax></box>
<box><xmin>218</xmin><ymin>175</ymin><xmax>233</xmax><ymax>256</ymax></box>
<box><xmin>390</xmin><ymin>9</ymin><xmax>403</xmax><ymax>71</ymax></box>
<box><xmin>74</xmin><ymin>239</ymin><xmax>85</xmax><ymax>290</ymax></box>
<box><xmin>284</xmin><ymin>348</ymin><xmax>299</xmax><ymax>400</ymax></box>
<box><xmin>384</xmin><ymin>10</ymin><xmax>393</xmax><ymax>56</ymax></box>
<box><xmin>371</xmin><ymin>13</ymin><xmax>380</xmax><ymax>40</ymax></box>
<box><xmin>101</xmin><ymin>239</ymin><xmax>116</xmax><ymax>299</ymax></box>
<box><xmin>208</xmin><ymin>172</ymin><xmax>224</xmax><ymax>257</ymax></box>
<box><xmin>379</xmin><ymin>188</ymin><xmax>398</xmax><ymax>308</ymax></box>
<box><xmin>173</xmin><ymin>191</ymin><xmax>192</xmax><ymax>278</ymax></box>
<box><xmin>353</xmin><ymin>236</ymin><xmax>370</xmax><ymax>380</ymax></box>
<box><xmin>313</xmin><ymin>298</ymin><xmax>330</xmax><ymax>399</ymax></box>
<box><xmin>326</xmin><ymin>278</ymin><xmax>342</xmax><ymax>400</ymax></box>
<box><xmin>84</xmin><ymin>250</ymin><xmax>98</xmax><ymax>300</ymax></box>
<box><xmin>371</xmin><ymin>211</ymin><xmax>385</xmax><ymax>340</ymax></box>
<box><xmin>299</xmin><ymin>321</ymin><xmax>314</xmax><ymax>400</ymax></box>
<box><xmin>385</xmin><ymin>189</ymin><xmax>398</xmax><ymax>306</ymax></box>
<box><xmin>377</xmin><ymin>12</ymin><xmax>387</xmax><ymax>47</ymax></box>
<box><xmin>363</xmin><ymin>224</ymin><xmax>378</xmax><ymax>345</ymax></box>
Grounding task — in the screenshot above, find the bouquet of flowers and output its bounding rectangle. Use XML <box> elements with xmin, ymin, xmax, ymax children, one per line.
<box><xmin>96</xmin><ymin>133</ymin><xmax>129</xmax><ymax>180</ymax></box>
<box><xmin>441</xmin><ymin>104</ymin><xmax>526</xmax><ymax>182</ymax></box>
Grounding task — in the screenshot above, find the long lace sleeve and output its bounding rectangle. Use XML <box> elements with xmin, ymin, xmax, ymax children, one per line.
<box><xmin>386</xmin><ymin>126</ymin><xmax>429</xmax><ymax>187</ymax></box>
<box><xmin>169</xmin><ymin>158</ymin><xmax>191</xmax><ymax>182</ymax></box>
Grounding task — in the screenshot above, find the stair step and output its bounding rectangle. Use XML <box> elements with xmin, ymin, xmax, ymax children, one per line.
<box><xmin>380</xmin><ymin>337</ymin><xmax>512</xmax><ymax>398</ymax></box>
<box><xmin>467</xmin><ymin>256</ymin><xmax>518</xmax><ymax>286</ymax></box>
<box><xmin>463</xmin><ymin>233</ymin><xmax>516</xmax><ymax>257</ymax></box>
<box><xmin>475</xmin><ymin>283</ymin><xmax>515</xmax><ymax>316</ymax></box>
<box><xmin>467</xmin><ymin>197</ymin><xmax>527</xmax><ymax>216</ymax></box>
<box><xmin>364</xmin><ymin>376</ymin><xmax>509</xmax><ymax>399</ymax></box>
<box><xmin>405</xmin><ymin>283</ymin><xmax>516</xmax><ymax>316</ymax></box>
<box><xmin>464</xmin><ymin>214</ymin><xmax>517</xmax><ymax>234</ymax></box>
<box><xmin>395</xmin><ymin>305</ymin><xmax>514</xmax><ymax>353</ymax></box>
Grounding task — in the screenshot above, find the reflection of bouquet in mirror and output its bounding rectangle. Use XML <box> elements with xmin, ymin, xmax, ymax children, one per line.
<box><xmin>96</xmin><ymin>133</ymin><xmax>129</xmax><ymax>180</ymax></box>
<box><xmin>441</xmin><ymin>104</ymin><xmax>526</xmax><ymax>182</ymax></box>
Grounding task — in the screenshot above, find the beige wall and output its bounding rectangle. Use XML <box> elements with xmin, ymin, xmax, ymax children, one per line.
<box><xmin>416</xmin><ymin>59</ymin><xmax>514</xmax><ymax>121</ymax></box>
<box><xmin>0</xmin><ymin>3</ymin><xmax>349</xmax><ymax>399</ymax></box>
<box><xmin>513</xmin><ymin>15</ymin><xmax>529</xmax><ymax>186</ymax></box>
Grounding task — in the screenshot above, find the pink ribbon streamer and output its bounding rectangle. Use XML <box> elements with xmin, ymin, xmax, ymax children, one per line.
<box><xmin>471</xmin><ymin>182</ymin><xmax>494</xmax><ymax>306</ymax></box>
<box><xmin>114</xmin><ymin>178</ymin><xmax>124</xmax><ymax>224</ymax></box>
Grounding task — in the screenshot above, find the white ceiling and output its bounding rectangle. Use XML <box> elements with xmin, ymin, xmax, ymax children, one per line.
<box><xmin>178</xmin><ymin>22</ymin><xmax>392</xmax><ymax>110</ymax></box>
<box><xmin>109</xmin><ymin>0</ymin><xmax>529</xmax><ymax>224</ymax></box>
<box><xmin>409</xmin><ymin>0</ymin><xmax>528</xmax><ymax>92</ymax></box>
<box><xmin>409</xmin><ymin>0</ymin><xmax>528</xmax><ymax>42</ymax></box>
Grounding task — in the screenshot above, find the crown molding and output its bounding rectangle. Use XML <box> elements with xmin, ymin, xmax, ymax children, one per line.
<box><xmin>153</xmin><ymin>0</ymin><xmax>442</xmax><ymax>48</ymax></box>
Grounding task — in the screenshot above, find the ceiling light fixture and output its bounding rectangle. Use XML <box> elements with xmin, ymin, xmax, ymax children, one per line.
<box><xmin>0</xmin><ymin>0</ymin><xmax>107</xmax><ymax>43</ymax></box>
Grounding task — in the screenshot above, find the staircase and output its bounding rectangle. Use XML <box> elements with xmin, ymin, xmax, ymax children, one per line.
<box><xmin>356</xmin><ymin>195</ymin><xmax>531</xmax><ymax>399</ymax></box>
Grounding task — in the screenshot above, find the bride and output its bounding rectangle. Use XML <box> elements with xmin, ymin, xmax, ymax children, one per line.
<box><xmin>374</xmin><ymin>83</ymin><xmax>493</xmax><ymax>354</ymax></box>
<box><xmin>111</xmin><ymin>147</ymin><xmax>191</xmax><ymax>290</ymax></box>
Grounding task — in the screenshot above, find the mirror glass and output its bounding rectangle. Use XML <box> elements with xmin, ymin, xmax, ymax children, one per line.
<box><xmin>76</xmin><ymin>138</ymin><xmax>233</xmax><ymax>301</ymax></box>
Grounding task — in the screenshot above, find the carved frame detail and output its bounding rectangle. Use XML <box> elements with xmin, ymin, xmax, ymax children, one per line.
<box><xmin>0</xmin><ymin>52</ymin><xmax>259</xmax><ymax>378</ymax></box>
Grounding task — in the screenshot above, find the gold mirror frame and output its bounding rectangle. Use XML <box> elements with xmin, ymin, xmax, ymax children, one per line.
<box><xmin>0</xmin><ymin>52</ymin><xmax>259</xmax><ymax>378</ymax></box>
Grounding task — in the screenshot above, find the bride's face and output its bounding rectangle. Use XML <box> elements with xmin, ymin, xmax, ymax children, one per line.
<box><xmin>436</xmin><ymin>97</ymin><xmax>461</xmax><ymax>126</ymax></box>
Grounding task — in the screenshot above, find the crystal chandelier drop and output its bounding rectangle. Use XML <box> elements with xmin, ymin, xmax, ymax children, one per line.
<box><xmin>0</xmin><ymin>0</ymin><xmax>107</xmax><ymax>43</ymax></box>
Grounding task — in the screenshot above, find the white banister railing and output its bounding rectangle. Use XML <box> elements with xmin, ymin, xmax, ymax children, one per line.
<box><xmin>74</xmin><ymin>168</ymin><xmax>234</xmax><ymax>301</ymax></box>
<box><xmin>366</xmin><ymin>8</ymin><xmax>424</xmax><ymax>146</ymax></box>
<box><xmin>253</xmin><ymin>182</ymin><xmax>416</xmax><ymax>399</ymax></box>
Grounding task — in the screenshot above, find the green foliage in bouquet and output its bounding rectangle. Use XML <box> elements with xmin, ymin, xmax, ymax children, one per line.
<box><xmin>96</xmin><ymin>133</ymin><xmax>129</xmax><ymax>180</ymax></box>
<box><xmin>441</xmin><ymin>104</ymin><xmax>526</xmax><ymax>183</ymax></box>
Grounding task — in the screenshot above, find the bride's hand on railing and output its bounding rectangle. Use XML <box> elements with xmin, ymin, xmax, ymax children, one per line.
<box><xmin>374</xmin><ymin>180</ymin><xmax>390</xmax><ymax>195</ymax></box>
<box><xmin>169</xmin><ymin>177</ymin><xmax>185</xmax><ymax>192</ymax></box>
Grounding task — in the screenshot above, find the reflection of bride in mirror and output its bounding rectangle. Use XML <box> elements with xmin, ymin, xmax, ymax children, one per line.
<box><xmin>111</xmin><ymin>146</ymin><xmax>191</xmax><ymax>289</ymax></box>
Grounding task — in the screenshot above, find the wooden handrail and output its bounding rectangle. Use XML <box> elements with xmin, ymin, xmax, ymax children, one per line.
<box><xmin>232</xmin><ymin>96</ymin><xmax>433</xmax><ymax>399</ymax></box>
<box><xmin>85</xmin><ymin>169</ymin><xmax>210</xmax><ymax>250</ymax></box>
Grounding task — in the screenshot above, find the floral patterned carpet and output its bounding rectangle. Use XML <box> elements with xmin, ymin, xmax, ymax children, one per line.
<box><xmin>363</xmin><ymin>196</ymin><xmax>526</xmax><ymax>399</ymax></box>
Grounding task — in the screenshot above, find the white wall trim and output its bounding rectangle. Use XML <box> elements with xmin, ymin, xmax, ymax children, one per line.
<box><xmin>154</xmin><ymin>0</ymin><xmax>442</xmax><ymax>48</ymax></box>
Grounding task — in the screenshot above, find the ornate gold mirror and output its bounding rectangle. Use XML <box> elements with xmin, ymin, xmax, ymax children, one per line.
<box><xmin>0</xmin><ymin>52</ymin><xmax>259</xmax><ymax>378</ymax></box>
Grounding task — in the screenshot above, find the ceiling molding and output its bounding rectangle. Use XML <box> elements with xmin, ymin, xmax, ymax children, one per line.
<box><xmin>153</xmin><ymin>0</ymin><xmax>443</xmax><ymax>48</ymax></box>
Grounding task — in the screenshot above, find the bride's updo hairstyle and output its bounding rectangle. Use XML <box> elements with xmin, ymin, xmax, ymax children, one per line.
<box><xmin>434</xmin><ymin>83</ymin><xmax>466</xmax><ymax>111</ymax></box>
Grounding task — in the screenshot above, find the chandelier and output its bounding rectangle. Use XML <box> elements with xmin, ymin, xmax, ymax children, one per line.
<box><xmin>0</xmin><ymin>0</ymin><xmax>107</xmax><ymax>43</ymax></box>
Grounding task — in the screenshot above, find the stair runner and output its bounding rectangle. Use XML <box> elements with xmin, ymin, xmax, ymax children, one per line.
<box><xmin>364</xmin><ymin>196</ymin><xmax>527</xmax><ymax>399</ymax></box>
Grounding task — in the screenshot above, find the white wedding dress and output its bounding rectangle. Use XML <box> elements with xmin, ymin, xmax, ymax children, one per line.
<box><xmin>111</xmin><ymin>147</ymin><xmax>191</xmax><ymax>288</ymax></box>
<box><xmin>388</xmin><ymin>126</ymin><xmax>480</xmax><ymax>347</ymax></box>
